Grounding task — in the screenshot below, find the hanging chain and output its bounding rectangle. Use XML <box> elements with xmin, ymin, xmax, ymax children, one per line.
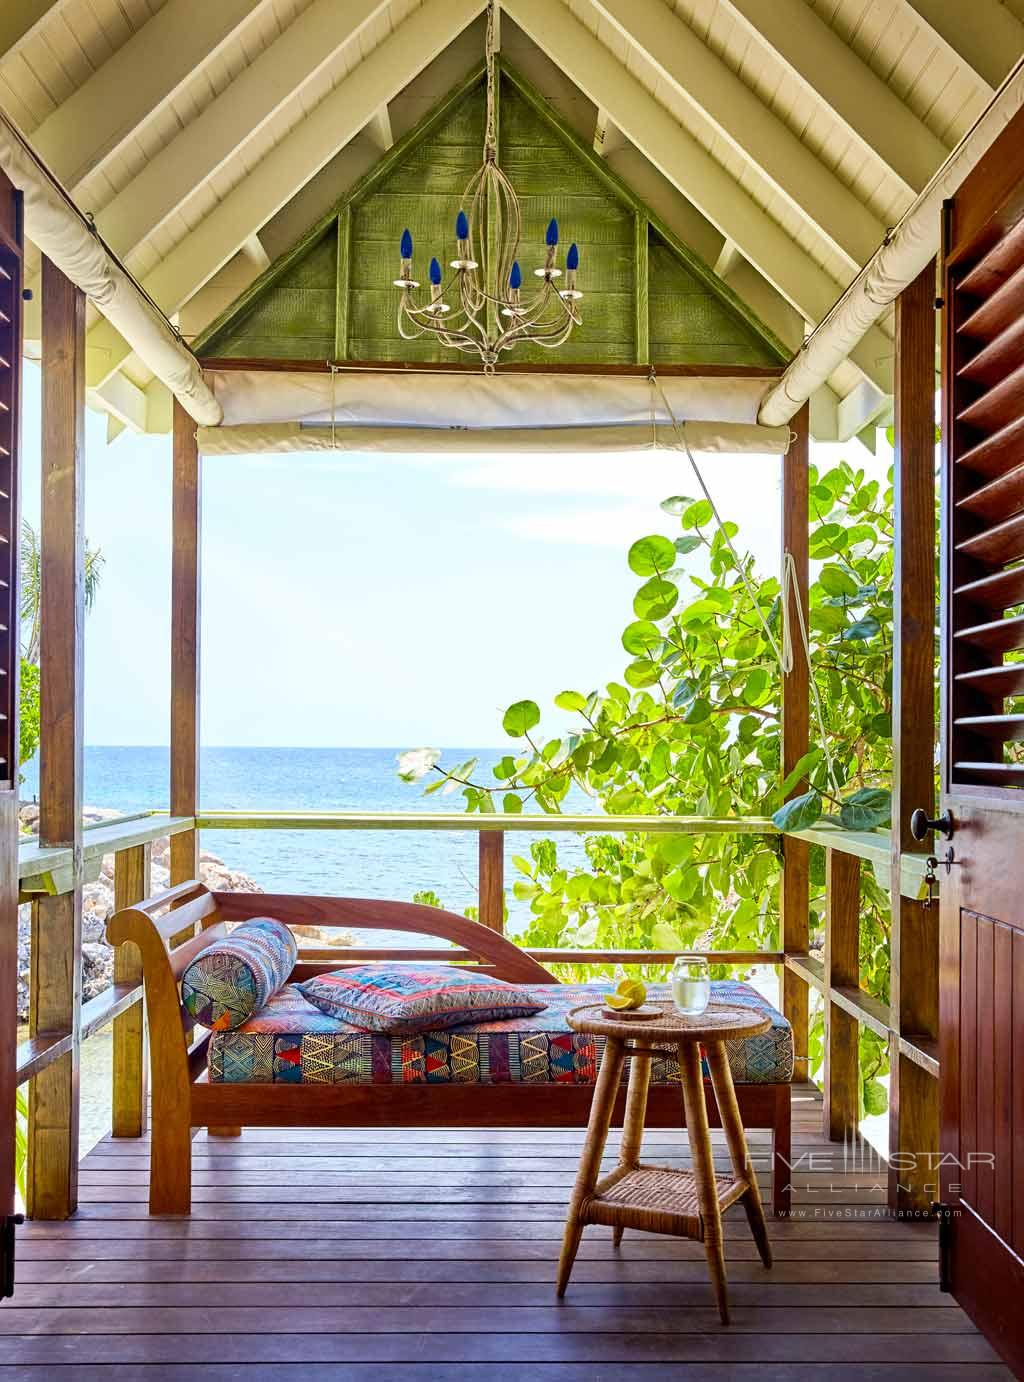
<box><xmin>484</xmin><ymin>1</ymin><xmax>497</xmax><ymax>163</ymax></box>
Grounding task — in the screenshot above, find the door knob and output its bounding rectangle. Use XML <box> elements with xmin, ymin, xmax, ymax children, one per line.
<box><xmin>910</xmin><ymin>808</ymin><xmax>954</xmax><ymax>841</ymax></box>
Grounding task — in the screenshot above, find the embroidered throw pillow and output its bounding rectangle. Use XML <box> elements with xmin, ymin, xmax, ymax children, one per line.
<box><xmin>296</xmin><ymin>963</ymin><xmax>547</xmax><ymax>1036</ymax></box>
<box><xmin>181</xmin><ymin>916</ymin><xmax>297</xmax><ymax>1031</ymax></box>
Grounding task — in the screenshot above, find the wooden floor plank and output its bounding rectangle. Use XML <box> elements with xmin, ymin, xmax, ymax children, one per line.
<box><xmin>0</xmin><ymin>1363</ymin><xmax>1012</xmax><ymax>1381</ymax></box>
<box><xmin>0</xmin><ymin>1086</ymin><xmax>1007</xmax><ymax>1375</ymax></box>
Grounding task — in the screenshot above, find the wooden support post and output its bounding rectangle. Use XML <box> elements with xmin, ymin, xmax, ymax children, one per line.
<box><xmin>822</xmin><ymin>849</ymin><xmax>860</xmax><ymax>1141</ymax></box>
<box><xmin>0</xmin><ymin>169</ymin><xmax>22</xmax><ymax>1294</ymax></box>
<box><xmin>478</xmin><ymin>831</ymin><xmax>505</xmax><ymax>933</ymax></box>
<box><xmin>111</xmin><ymin>844</ymin><xmax>151</xmax><ymax>1138</ymax></box>
<box><xmin>27</xmin><ymin>258</ymin><xmax>85</xmax><ymax>1220</ymax></box>
<box><xmin>170</xmin><ymin>400</ymin><xmax>201</xmax><ymax>888</ymax></box>
<box><xmin>889</xmin><ymin>259</ymin><xmax>939</xmax><ymax>1214</ymax></box>
<box><xmin>781</xmin><ymin>402</ymin><xmax>810</xmax><ymax>1081</ymax></box>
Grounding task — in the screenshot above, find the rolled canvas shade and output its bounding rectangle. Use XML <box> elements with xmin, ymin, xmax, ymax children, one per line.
<box><xmin>199</xmin><ymin>369</ymin><xmax>791</xmax><ymax>455</ymax></box>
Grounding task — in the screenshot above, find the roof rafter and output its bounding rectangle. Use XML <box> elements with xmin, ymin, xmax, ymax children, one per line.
<box><xmin>85</xmin><ymin>0</ymin><xmax>487</xmax><ymax>390</ymax></box>
<box><xmin>84</xmin><ymin>0</ymin><xmax>392</xmax><ymax>260</ymax></box>
<box><xmin>898</xmin><ymin>0</ymin><xmax>1024</xmax><ymax>91</ymax></box>
<box><xmin>590</xmin><ymin>0</ymin><xmax>885</xmax><ymax>271</ymax></box>
<box><xmin>718</xmin><ymin>0</ymin><xmax>947</xmax><ymax>196</ymax></box>
<box><xmin>502</xmin><ymin>0</ymin><xmax>893</xmax><ymax>394</ymax></box>
<box><xmin>30</xmin><ymin>0</ymin><xmax>270</xmax><ymax>190</ymax></box>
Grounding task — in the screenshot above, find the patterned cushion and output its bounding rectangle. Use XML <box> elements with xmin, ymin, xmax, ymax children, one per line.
<box><xmin>296</xmin><ymin>963</ymin><xmax>547</xmax><ymax>1036</ymax></box>
<box><xmin>208</xmin><ymin>978</ymin><xmax>793</xmax><ymax>1085</ymax></box>
<box><xmin>182</xmin><ymin>917</ymin><xmax>297</xmax><ymax>1031</ymax></box>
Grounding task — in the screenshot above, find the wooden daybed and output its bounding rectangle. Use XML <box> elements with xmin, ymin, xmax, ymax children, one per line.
<box><xmin>107</xmin><ymin>881</ymin><xmax>793</xmax><ymax>1217</ymax></box>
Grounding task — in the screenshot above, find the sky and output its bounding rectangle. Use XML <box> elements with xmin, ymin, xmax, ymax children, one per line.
<box><xmin>19</xmin><ymin>362</ymin><xmax>876</xmax><ymax>748</ymax></box>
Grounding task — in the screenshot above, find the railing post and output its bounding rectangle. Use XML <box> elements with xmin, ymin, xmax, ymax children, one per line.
<box><xmin>889</xmin><ymin>258</ymin><xmax>939</xmax><ymax>1214</ymax></box>
<box><xmin>27</xmin><ymin>257</ymin><xmax>85</xmax><ymax>1220</ymax></box>
<box><xmin>822</xmin><ymin>849</ymin><xmax>860</xmax><ymax>1141</ymax></box>
<box><xmin>780</xmin><ymin>401</ymin><xmax>810</xmax><ymax>1081</ymax></box>
<box><xmin>111</xmin><ymin>843</ymin><xmax>152</xmax><ymax>1138</ymax></box>
<box><xmin>170</xmin><ymin>399</ymin><xmax>201</xmax><ymax>892</ymax></box>
<box><xmin>478</xmin><ymin>830</ymin><xmax>504</xmax><ymax>933</ymax></box>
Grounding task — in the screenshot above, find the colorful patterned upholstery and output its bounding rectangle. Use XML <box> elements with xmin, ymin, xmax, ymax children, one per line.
<box><xmin>181</xmin><ymin>917</ymin><xmax>297</xmax><ymax>1031</ymax></box>
<box><xmin>208</xmin><ymin>978</ymin><xmax>793</xmax><ymax>1085</ymax></box>
<box><xmin>296</xmin><ymin>963</ymin><xmax>547</xmax><ymax>1035</ymax></box>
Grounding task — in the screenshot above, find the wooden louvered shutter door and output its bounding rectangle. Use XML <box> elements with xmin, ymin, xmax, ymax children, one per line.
<box><xmin>938</xmin><ymin>111</ymin><xmax>1024</xmax><ymax>1378</ymax></box>
<box><xmin>944</xmin><ymin>185</ymin><xmax>1024</xmax><ymax>785</ymax></box>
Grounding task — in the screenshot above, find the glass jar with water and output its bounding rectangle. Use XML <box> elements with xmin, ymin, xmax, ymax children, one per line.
<box><xmin>671</xmin><ymin>955</ymin><xmax>711</xmax><ymax>1016</ymax></box>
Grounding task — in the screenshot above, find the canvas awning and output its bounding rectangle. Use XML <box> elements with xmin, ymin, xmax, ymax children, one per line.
<box><xmin>197</xmin><ymin>369</ymin><xmax>792</xmax><ymax>455</ymax></box>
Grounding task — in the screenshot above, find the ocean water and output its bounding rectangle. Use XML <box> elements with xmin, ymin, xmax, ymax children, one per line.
<box><xmin>20</xmin><ymin>746</ymin><xmax>594</xmax><ymax>934</ymax></box>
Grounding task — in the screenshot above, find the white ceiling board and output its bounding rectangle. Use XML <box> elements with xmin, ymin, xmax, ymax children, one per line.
<box><xmin>897</xmin><ymin>0</ymin><xmax>1024</xmax><ymax>90</ymax></box>
<box><xmin>83</xmin><ymin>0</ymin><xmax>486</xmax><ymax>388</ymax></box>
<box><xmin>591</xmin><ymin>0</ymin><xmax>886</xmax><ymax>269</ymax></box>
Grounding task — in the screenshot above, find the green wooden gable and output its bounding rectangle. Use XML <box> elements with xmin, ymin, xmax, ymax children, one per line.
<box><xmin>196</xmin><ymin>65</ymin><xmax>785</xmax><ymax>369</ymax></box>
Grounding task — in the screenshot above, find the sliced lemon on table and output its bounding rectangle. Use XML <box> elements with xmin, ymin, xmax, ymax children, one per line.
<box><xmin>606</xmin><ymin>978</ymin><xmax>647</xmax><ymax>1010</ymax></box>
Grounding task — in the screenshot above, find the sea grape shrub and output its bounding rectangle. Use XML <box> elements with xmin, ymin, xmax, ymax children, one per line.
<box><xmin>400</xmin><ymin>459</ymin><xmax>933</xmax><ymax>1118</ymax></box>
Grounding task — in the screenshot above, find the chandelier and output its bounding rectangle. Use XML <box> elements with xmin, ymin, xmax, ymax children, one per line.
<box><xmin>393</xmin><ymin>0</ymin><xmax>583</xmax><ymax>374</ymax></box>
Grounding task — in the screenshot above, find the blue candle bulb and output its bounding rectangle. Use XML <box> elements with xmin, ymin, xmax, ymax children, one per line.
<box><xmin>455</xmin><ymin>210</ymin><xmax>469</xmax><ymax>241</ymax></box>
<box><xmin>400</xmin><ymin>228</ymin><xmax>413</xmax><ymax>259</ymax></box>
<box><xmin>429</xmin><ymin>256</ymin><xmax>442</xmax><ymax>285</ymax></box>
<box><xmin>566</xmin><ymin>242</ymin><xmax>579</xmax><ymax>271</ymax></box>
<box><xmin>546</xmin><ymin>218</ymin><xmax>559</xmax><ymax>247</ymax></box>
<box><xmin>509</xmin><ymin>261</ymin><xmax>522</xmax><ymax>289</ymax></box>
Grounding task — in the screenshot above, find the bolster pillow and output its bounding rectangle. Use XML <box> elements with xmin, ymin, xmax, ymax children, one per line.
<box><xmin>181</xmin><ymin>916</ymin><xmax>297</xmax><ymax>1031</ymax></box>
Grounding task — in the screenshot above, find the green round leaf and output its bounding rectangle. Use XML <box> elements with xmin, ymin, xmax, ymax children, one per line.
<box><xmin>673</xmin><ymin>535</ymin><xmax>701</xmax><ymax>556</ymax></box>
<box><xmin>839</xmin><ymin>787</ymin><xmax>891</xmax><ymax>830</ymax></box>
<box><xmin>684</xmin><ymin>697</ymin><xmax>712</xmax><ymax>725</ymax></box>
<box><xmin>624</xmin><ymin>658</ymin><xmax>661</xmax><ymax>688</ymax></box>
<box><xmin>627</xmin><ymin>534</ymin><xmax>676</xmax><ymax>576</ymax></box>
<box><xmin>772</xmin><ymin>790</ymin><xmax>823</xmax><ymax>832</ymax></box>
<box><xmin>502</xmin><ymin>700</ymin><xmax>541</xmax><ymax>737</ymax></box>
<box><xmin>633</xmin><ymin>576</ymin><xmax>678</xmax><ymax>619</ymax></box>
<box><xmin>818</xmin><ymin>564</ymin><xmax>858</xmax><ymax>598</ymax></box>
<box><xmin>842</xmin><ymin>616</ymin><xmax>881</xmax><ymax>642</ymax></box>
<box><xmin>554</xmin><ymin>690</ymin><xmax>587</xmax><ymax>712</ymax></box>
<box><xmin>621</xmin><ymin>619</ymin><xmax>662</xmax><ymax>655</ymax></box>
<box><xmin>660</xmin><ymin>495</ymin><xmax>694</xmax><ymax>515</ymax></box>
<box><xmin>682</xmin><ymin>499</ymin><xmax>713</xmax><ymax>529</ymax></box>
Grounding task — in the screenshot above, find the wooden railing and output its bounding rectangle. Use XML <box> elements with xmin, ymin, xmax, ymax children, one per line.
<box><xmin>16</xmin><ymin>807</ymin><xmax>939</xmax><ymax>1215</ymax></box>
<box><xmin>15</xmin><ymin>813</ymin><xmax>193</xmax><ymax>1163</ymax></box>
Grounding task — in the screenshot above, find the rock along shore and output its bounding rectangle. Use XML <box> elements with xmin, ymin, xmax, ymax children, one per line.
<box><xmin>16</xmin><ymin>804</ymin><xmax>351</xmax><ymax>1022</ymax></box>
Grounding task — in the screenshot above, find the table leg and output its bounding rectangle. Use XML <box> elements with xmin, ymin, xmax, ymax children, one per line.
<box><xmin>678</xmin><ymin>1040</ymin><xmax>730</xmax><ymax>1325</ymax></box>
<box><xmin>556</xmin><ymin>1036</ymin><xmax>626</xmax><ymax>1297</ymax></box>
<box><xmin>706</xmin><ymin>1040</ymin><xmax>772</xmax><ymax>1269</ymax></box>
<box><xmin>612</xmin><ymin>1046</ymin><xmax>651</xmax><ymax>1247</ymax></box>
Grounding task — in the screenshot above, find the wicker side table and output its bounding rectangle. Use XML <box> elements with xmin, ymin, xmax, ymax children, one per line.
<box><xmin>557</xmin><ymin>1001</ymin><xmax>774</xmax><ymax>1324</ymax></box>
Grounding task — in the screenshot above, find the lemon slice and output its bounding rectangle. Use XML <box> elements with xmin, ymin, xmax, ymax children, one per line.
<box><xmin>605</xmin><ymin>990</ymin><xmax>638</xmax><ymax>1010</ymax></box>
<box><xmin>607</xmin><ymin>978</ymin><xmax>647</xmax><ymax>1010</ymax></box>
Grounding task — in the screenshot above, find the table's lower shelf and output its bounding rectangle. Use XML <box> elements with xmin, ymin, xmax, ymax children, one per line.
<box><xmin>584</xmin><ymin>1162</ymin><xmax>749</xmax><ymax>1239</ymax></box>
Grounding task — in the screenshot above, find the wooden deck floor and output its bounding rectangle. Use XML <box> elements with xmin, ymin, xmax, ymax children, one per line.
<box><xmin>0</xmin><ymin>1084</ymin><xmax>1010</xmax><ymax>1380</ymax></box>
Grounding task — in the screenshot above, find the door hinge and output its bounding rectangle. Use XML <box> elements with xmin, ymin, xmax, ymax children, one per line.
<box><xmin>933</xmin><ymin>1202</ymin><xmax>952</xmax><ymax>1292</ymax></box>
<box><xmin>1</xmin><ymin>1212</ymin><xmax>23</xmax><ymax>1299</ymax></box>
